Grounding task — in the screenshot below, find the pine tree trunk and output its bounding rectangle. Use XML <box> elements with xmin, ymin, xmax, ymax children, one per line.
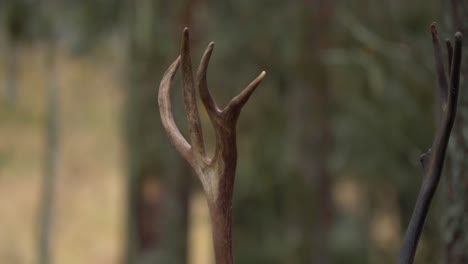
<box><xmin>290</xmin><ymin>0</ymin><xmax>335</xmax><ymax>263</ymax></box>
<box><xmin>441</xmin><ymin>1</ymin><xmax>468</xmax><ymax>262</ymax></box>
<box><xmin>124</xmin><ymin>0</ymin><xmax>189</xmax><ymax>263</ymax></box>
<box><xmin>38</xmin><ymin>28</ymin><xmax>59</xmax><ymax>264</ymax></box>
<box><xmin>5</xmin><ymin>34</ymin><xmax>18</xmax><ymax>105</ymax></box>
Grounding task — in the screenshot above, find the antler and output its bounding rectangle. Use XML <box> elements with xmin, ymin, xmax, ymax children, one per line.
<box><xmin>158</xmin><ymin>28</ymin><xmax>265</xmax><ymax>264</ymax></box>
<box><xmin>398</xmin><ymin>23</ymin><xmax>463</xmax><ymax>264</ymax></box>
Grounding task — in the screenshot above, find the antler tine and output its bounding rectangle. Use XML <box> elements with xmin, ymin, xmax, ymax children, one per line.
<box><xmin>181</xmin><ymin>27</ymin><xmax>206</xmax><ymax>156</ymax></box>
<box><xmin>197</xmin><ymin>42</ymin><xmax>221</xmax><ymax>116</ymax></box>
<box><xmin>446</xmin><ymin>39</ymin><xmax>454</xmax><ymax>74</ymax></box>
<box><xmin>158</xmin><ymin>57</ymin><xmax>192</xmax><ymax>163</ymax></box>
<box><xmin>223</xmin><ymin>71</ymin><xmax>266</xmax><ymax>115</ymax></box>
<box><xmin>159</xmin><ymin>28</ymin><xmax>266</xmax><ymax>264</ymax></box>
<box><xmin>431</xmin><ymin>23</ymin><xmax>449</xmax><ymax>105</ymax></box>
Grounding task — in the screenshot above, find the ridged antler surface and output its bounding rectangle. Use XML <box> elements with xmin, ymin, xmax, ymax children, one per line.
<box><xmin>158</xmin><ymin>28</ymin><xmax>265</xmax><ymax>264</ymax></box>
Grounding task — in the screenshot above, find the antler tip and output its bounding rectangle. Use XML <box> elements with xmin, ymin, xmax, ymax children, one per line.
<box><xmin>182</xmin><ymin>28</ymin><xmax>190</xmax><ymax>43</ymax></box>
<box><xmin>455</xmin><ymin>32</ymin><xmax>463</xmax><ymax>41</ymax></box>
<box><xmin>253</xmin><ymin>71</ymin><xmax>266</xmax><ymax>85</ymax></box>
<box><xmin>206</xmin><ymin>42</ymin><xmax>215</xmax><ymax>53</ymax></box>
<box><xmin>257</xmin><ymin>71</ymin><xmax>266</xmax><ymax>82</ymax></box>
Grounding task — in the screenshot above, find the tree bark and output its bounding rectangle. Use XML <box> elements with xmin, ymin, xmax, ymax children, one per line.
<box><xmin>441</xmin><ymin>1</ymin><xmax>468</xmax><ymax>263</ymax></box>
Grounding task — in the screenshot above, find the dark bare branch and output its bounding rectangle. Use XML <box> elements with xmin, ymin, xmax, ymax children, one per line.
<box><xmin>419</xmin><ymin>149</ymin><xmax>431</xmax><ymax>172</ymax></box>
<box><xmin>181</xmin><ymin>27</ymin><xmax>206</xmax><ymax>156</ymax></box>
<box><xmin>449</xmin><ymin>33</ymin><xmax>463</xmax><ymax>107</ymax></box>
<box><xmin>446</xmin><ymin>39</ymin><xmax>453</xmax><ymax>74</ymax></box>
<box><xmin>399</xmin><ymin>25</ymin><xmax>463</xmax><ymax>264</ymax></box>
<box><xmin>431</xmin><ymin>23</ymin><xmax>449</xmax><ymax>105</ymax></box>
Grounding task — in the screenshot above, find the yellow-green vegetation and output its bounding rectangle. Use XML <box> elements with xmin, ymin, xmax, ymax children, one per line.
<box><xmin>0</xmin><ymin>43</ymin><xmax>124</xmax><ymax>264</ymax></box>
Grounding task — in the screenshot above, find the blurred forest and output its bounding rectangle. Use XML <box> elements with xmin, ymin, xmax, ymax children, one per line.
<box><xmin>0</xmin><ymin>0</ymin><xmax>467</xmax><ymax>264</ymax></box>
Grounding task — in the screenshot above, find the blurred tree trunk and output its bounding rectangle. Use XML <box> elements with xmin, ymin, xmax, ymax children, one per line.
<box><xmin>170</xmin><ymin>0</ymin><xmax>203</xmax><ymax>261</ymax></box>
<box><xmin>38</xmin><ymin>21</ymin><xmax>59</xmax><ymax>264</ymax></box>
<box><xmin>440</xmin><ymin>1</ymin><xmax>468</xmax><ymax>263</ymax></box>
<box><xmin>125</xmin><ymin>0</ymin><xmax>168</xmax><ymax>262</ymax></box>
<box><xmin>290</xmin><ymin>0</ymin><xmax>335</xmax><ymax>263</ymax></box>
<box><xmin>124</xmin><ymin>0</ymin><xmax>189</xmax><ymax>263</ymax></box>
<box><xmin>3</xmin><ymin>1</ymin><xmax>23</xmax><ymax>105</ymax></box>
<box><xmin>5</xmin><ymin>37</ymin><xmax>18</xmax><ymax>105</ymax></box>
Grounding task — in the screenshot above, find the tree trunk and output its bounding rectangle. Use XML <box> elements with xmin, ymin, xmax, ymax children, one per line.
<box><xmin>124</xmin><ymin>0</ymin><xmax>189</xmax><ymax>263</ymax></box>
<box><xmin>441</xmin><ymin>1</ymin><xmax>468</xmax><ymax>263</ymax></box>
<box><xmin>2</xmin><ymin>0</ymin><xmax>22</xmax><ymax>105</ymax></box>
<box><xmin>5</xmin><ymin>34</ymin><xmax>18</xmax><ymax>105</ymax></box>
<box><xmin>124</xmin><ymin>0</ymin><xmax>166</xmax><ymax>261</ymax></box>
<box><xmin>38</xmin><ymin>28</ymin><xmax>59</xmax><ymax>264</ymax></box>
<box><xmin>290</xmin><ymin>0</ymin><xmax>335</xmax><ymax>263</ymax></box>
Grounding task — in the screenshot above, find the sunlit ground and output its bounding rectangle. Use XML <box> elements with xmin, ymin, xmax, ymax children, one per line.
<box><xmin>0</xmin><ymin>40</ymin><xmax>218</xmax><ymax>264</ymax></box>
<box><xmin>0</xmin><ymin>42</ymin><xmax>128</xmax><ymax>264</ymax></box>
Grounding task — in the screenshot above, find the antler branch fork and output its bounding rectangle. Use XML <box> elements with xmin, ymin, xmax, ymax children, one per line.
<box><xmin>158</xmin><ymin>28</ymin><xmax>265</xmax><ymax>264</ymax></box>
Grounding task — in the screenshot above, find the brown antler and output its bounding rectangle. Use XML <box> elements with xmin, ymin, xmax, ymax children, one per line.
<box><xmin>158</xmin><ymin>28</ymin><xmax>265</xmax><ymax>264</ymax></box>
<box><xmin>398</xmin><ymin>23</ymin><xmax>463</xmax><ymax>264</ymax></box>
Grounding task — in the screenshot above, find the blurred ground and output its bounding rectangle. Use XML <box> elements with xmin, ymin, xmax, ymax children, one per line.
<box><xmin>0</xmin><ymin>43</ymin><xmax>125</xmax><ymax>264</ymax></box>
<box><xmin>0</xmin><ymin>41</ymin><xmax>217</xmax><ymax>264</ymax></box>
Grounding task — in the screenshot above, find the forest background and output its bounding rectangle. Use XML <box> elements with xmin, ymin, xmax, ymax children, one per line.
<box><xmin>0</xmin><ymin>0</ymin><xmax>467</xmax><ymax>264</ymax></box>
